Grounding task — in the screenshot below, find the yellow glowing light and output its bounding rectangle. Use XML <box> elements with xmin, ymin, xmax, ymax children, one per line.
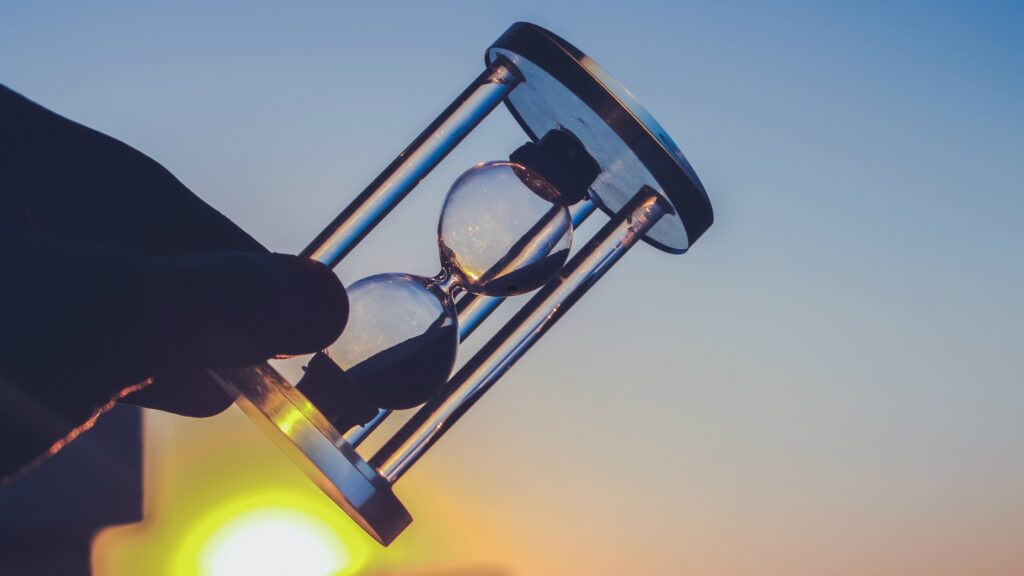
<box><xmin>198</xmin><ymin>507</ymin><xmax>350</xmax><ymax>576</ymax></box>
<box><xmin>275</xmin><ymin>404</ymin><xmax>309</xmax><ymax>436</ymax></box>
<box><xmin>156</xmin><ymin>490</ymin><xmax>371</xmax><ymax>576</ymax></box>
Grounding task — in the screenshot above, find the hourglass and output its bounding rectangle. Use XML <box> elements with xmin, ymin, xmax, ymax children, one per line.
<box><xmin>211</xmin><ymin>22</ymin><xmax>714</xmax><ymax>546</ymax></box>
<box><xmin>294</xmin><ymin>129</ymin><xmax>598</xmax><ymax>432</ymax></box>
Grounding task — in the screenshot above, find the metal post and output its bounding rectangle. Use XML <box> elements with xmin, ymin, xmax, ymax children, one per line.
<box><xmin>303</xmin><ymin>59</ymin><xmax>521</xmax><ymax>267</ymax></box>
<box><xmin>372</xmin><ymin>187</ymin><xmax>668</xmax><ymax>481</ymax></box>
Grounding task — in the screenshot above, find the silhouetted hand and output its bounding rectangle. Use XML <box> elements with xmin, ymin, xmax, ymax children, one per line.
<box><xmin>0</xmin><ymin>84</ymin><xmax>348</xmax><ymax>477</ymax></box>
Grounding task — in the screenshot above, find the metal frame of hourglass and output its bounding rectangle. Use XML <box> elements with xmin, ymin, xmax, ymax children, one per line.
<box><xmin>210</xmin><ymin>22</ymin><xmax>714</xmax><ymax>546</ymax></box>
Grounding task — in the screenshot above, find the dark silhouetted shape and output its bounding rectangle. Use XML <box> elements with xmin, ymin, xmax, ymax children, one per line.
<box><xmin>0</xmin><ymin>84</ymin><xmax>349</xmax><ymax>479</ymax></box>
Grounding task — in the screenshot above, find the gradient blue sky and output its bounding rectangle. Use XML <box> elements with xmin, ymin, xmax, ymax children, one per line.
<box><xmin>2</xmin><ymin>1</ymin><xmax>1022</xmax><ymax>574</ymax></box>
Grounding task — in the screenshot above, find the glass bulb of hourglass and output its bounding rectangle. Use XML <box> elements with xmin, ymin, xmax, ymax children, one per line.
<box><xmin>439</xmin><ymin>161</ymin><xmax>573</xmax><ymax>296</ymax></box>
<box><xmin>309</xmin><ymin>161</ymin><xmax>573</xmax><ymax>422</ymax></box>
<box><xmin>327</xmin><ymin>273</ymin><xmax>457</xmax><ymax>410</ymax></box>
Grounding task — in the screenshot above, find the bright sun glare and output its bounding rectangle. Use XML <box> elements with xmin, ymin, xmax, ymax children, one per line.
<box><xmin>198</xmin><ymin>508</ymin><xmax>351</xmax><ymax>576</ymax></box>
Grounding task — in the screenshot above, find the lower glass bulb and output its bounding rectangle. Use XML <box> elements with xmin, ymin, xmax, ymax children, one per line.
<box><xmin>325</xmin><ymin>273</ymin><xmax>457</xmax><ymax>411</ymax></box>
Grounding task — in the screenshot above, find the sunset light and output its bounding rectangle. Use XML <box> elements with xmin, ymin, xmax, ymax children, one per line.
<box><xmin>198</xmin><ymin>508</ymin><xmax>351</xmax><ymax>576</ymax></box>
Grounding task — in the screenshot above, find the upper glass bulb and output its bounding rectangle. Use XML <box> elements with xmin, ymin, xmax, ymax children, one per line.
<box><xmin>439</xmin><ymin>161</ymin><xmax>573</xmax><ymax>296</ymax></box>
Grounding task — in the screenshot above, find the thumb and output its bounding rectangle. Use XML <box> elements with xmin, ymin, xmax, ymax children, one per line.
<box><xmin>1</xmin><ymin>238</ymin><xmax>348</xmax><ymax>389</ymax></box>
<box><xmin>116</xmin><ymin>252</ymin><xmax>349</xmax><ymax>417</ymax></box>
<box><xmin>0</xmin><ymin>237</ymin><xmax>348</xmax><ymax>463</ymax></box>
<box><xmin>133</xmin><ymin>251</ymin><xmax>349</xmax><ymax>373</ymax></box>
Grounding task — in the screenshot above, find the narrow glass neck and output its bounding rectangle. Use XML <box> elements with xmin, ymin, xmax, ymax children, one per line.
<box><xmin>430</xmin><ymin>268</ymin><xmax>463</xmax><ymax>298</ymax></box>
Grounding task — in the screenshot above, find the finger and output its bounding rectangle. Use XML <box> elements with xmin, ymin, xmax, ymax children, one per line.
<box><xmin>2</xmin><ymin>86</ymin><xmax>348</xmax><ymax>419</ymax></box>
<box><xmin>120</xmin><ymin>369</ymin><xmax>234</xmax><ymax>418</ymax></box>
<box><xmin>1</xmin><ymin>236</ymin><xmax>347</xmax><ymax>402</ymax></box>
<box><xmin>129</xmin><ymin>251</ymin><xmax>348</xmax><ymax>374</ymax></box>
<box><xmin>120</xmin><ymin>253</ymin><xmax>350</xmax><ymax>414</ymax></box>
<box><xmin>1</xmin><ymin>84</ymin><xmax>264</xmax><ymax>257</ymax></box>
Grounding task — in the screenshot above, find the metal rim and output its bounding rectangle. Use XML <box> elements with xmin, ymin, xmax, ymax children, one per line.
<box><xmin>211</xmin><ymin>364</ymin><xmax>412</xmax><ymax>546</ymax></box>
<box><xmin>486</xmin><ymin>22</ymin><xmax>713</xmax><ymax>253</ymax></box>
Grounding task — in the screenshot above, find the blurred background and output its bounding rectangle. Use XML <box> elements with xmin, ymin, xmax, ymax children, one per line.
<box><xmin>1</xmin><ymin>1</ymin><xmax>1022</xmax><ymax>575</ymax></box>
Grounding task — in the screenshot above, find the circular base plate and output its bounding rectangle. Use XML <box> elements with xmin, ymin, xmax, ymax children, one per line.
<box><xmin>212</xmin><ymin>363</ymin><xmax>411</xmax><ymax>546</ymax></box>
<box><xmin>488</xmin><ymin>22</ymin><xmax>713</xmax><ymax>253</ymax></box>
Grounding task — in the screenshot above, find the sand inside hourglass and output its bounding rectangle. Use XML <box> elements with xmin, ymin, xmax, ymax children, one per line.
<box><xmin>441</xmin><ymin>244</ymin><xmax>568</xmax><ymax>296</ymax></box>
<box><xmin>343</xmin><ymin>318</ymin><xmax>458</xmax><ymax>410</ymax></box>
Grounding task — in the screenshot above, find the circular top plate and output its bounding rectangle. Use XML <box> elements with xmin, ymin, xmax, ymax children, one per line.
<box><xmin>487</xmin><ymin>22</ymin><xmax>713</xmax><ymax>253</ymax></box>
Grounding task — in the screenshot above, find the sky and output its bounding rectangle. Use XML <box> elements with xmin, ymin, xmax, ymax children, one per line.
<box><xmin>1</xmin><ymin>1</ymin><xmax>1022</xmax><ymax>575</ymax></box>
